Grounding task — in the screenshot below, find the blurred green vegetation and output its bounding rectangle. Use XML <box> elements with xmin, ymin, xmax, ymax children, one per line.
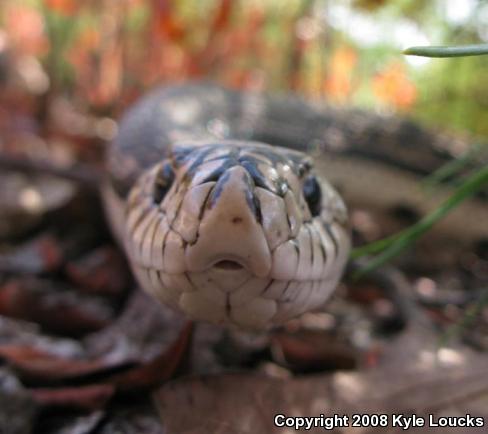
<box><xmin>352</xmin><ymin>39</ymin><xmax>488</xmax><ymax>275</ymax></box>
<box><xmin>0</xmin><ymin>0</ymin><xmax>487</xmax><ymax>138</ymax></box>
<box><xmin>415</xmin><ymin>55</ymin><xmax>488</xmax><ymax>136</ymax></box>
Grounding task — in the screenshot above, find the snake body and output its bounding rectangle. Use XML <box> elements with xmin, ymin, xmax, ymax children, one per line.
<box><xmin>104</xmin><ymin>83</ymin><xmax>487</xmax><ymax>329</ymax></box>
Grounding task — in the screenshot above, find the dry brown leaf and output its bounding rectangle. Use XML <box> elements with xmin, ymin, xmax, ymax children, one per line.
<box><xmin>155</xmin><ymin>322</ymin><xmax>488</xmax><ymax>434</ymax></box>
<box><xmin>0</xmin><ymin>344</ymin><xmax>132</xmax><ymax>383</ymax></box>
<box><xmin>31</xmin><ymin>384</ymin><xmax>114</xmax><ymax>411</ymax></box>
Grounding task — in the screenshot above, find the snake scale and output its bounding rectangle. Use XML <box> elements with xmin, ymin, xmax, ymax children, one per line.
<box><xmin>103</xmin><ymin>83</ymin><xmax>488</xmax><ymax>330</ymax></box>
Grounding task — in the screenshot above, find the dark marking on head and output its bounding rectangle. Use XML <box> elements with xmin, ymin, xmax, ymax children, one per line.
<box><xmin>282</xmin><ymin>281</ymin><xmax>292</xmax><ymax>298</ymax></box>
<box><xmin>232</xmin><ymin>217</ymin><xmax>243</xmax><ymax>224</ymax></box>
<box><xmin>139</xmin><ymin>212</ymin><xmax>159</xmax><ymax>257</ymax></box>
<box><xmin>248</xmin><ymin>192</ymin><xmax>263</xmax><ymax>224</ymax></box>
<box><xmin>306</xmin><ymin>225</ymin><xmax>314</xmax><ymax>267</ymax></box>
<box><xmin>183</xmin><ymin>147</ymin><xmax>216</xmax><ymax>178</ymax></box>
<box><xmin>200</xmin><ymin>159</ymin><xmax>236</xmax><ymax>184</ymax></box>
<box><xmin>297</xmin><ymin>159</ymin><xmax>312</xmax><ymax>178</ymax></box>
<box><xmin>153</xmin><ymin>162</ymin><xmax>175</xmax><ymax>203</ymax></box>
<box><xmin>291</xmin><ymin>239</ymin><xmax>300</xmax><ymax>255</ymax></box>
<box><xmin>183</xmin><ymin>272</ymin><xmax>193</xmax><ymax>289</ymax></box>
<box><xmin>261</xmin><ymin>280</ymin><xmax>274</xmax><ymax>295</ymax></box>
<box><xmin>324</xmin><ymin>223</ymin><xmax>338</xmax><ymax>257</ymax></box>
<box><xmin>238</xmin><ymin>155</ymin><xmax>269</xmax><ymax>167</ymax></box>
<box><xmin>207</xmin><ymin>170</ymin><xmax>232</xmax><ymax>209</ymax></box>
<box><xmin>319</xmin><ymin>242</ymin><xmax>327</xmax><ymax>263</ymax></box>
<box><xmin>159</xmin><ymin>224</ymin><xmax>170</xmax><ymax>266</ymax></box>
<box><xmin>241</xmin><ymin>161</ymin><xmax>276</xmax><ymax>193</ymax></box>
<box><xmin>242</xmin><ymin>172</ymin><xmax>263</xmax><ymax>224</ymax></box>
<box><xmin>172</xmin><ymin>147</ymin><xmax>195</xmax><ymax>165</ymax></box>
<box><xmin>189</xmin><ymin>185</ymin><xmax>215</xmax><ymax>246</ymax></box>
<box><xmin>129</xmin><ymin>207</ymin><xmax>152</xmax><ymax>237</ymax></box>
<box><xmin>286</xmin><ymin>214</ymin><xmax>293</xmax><ymax>234</ymax></box>
<box><xmin>145</xmin><ymin>215</ymin><xmax>159</xmax><ymax>260</ymax></box>
<box><xmin>201</xmin><ymin>145</ymin><xmax>239</xmax><ymax>164</ymax></box>
<box><xmin>303</xmin><ymin>176</ymin><xmax>322</xmax><ymax>217</ymax></box>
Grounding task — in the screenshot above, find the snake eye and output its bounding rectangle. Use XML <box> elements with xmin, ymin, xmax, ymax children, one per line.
<box><xmin>303</xmin><ymin>175</ymin><xmax>321</xmax><ymax>217</ymax></box>
<box><xmin>153</xmin><ymin>162</ymin><xmax>175</xmax><ymax>203</ymax></box>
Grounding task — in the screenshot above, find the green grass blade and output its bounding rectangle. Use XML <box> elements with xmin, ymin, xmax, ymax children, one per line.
<box><xmin>350</xmin><ymin>232</ymin><xmax>400</xmax><ymax>259</ymax></box>
<box><xmin>422</xmin><ymin>144</ymin><xmax>483</xmax><ymax>189</ymax></box>
<box><xmin>352</xmin><ymin>164</ymin><xmax>488</xmax><ymax>279</ymax></box>
<box><xmin>403</xmin><ymin>44</ymin><xmax>488</xmax><ymax>58</ymax></box>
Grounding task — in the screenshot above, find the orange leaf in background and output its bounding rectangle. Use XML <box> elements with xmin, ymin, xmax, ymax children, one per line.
<box><xmin>5</xmin><ymin>5</ymin><xmax>49</xmax><ymax>56</ymax></box>
<box><xmin>84</xmin><ymin>48</ymin><xmax>123</xmax><ymax>107</ymax></box>
<box><xmin>152</xmin><ymin>0</ymin><xmax>185</xmax><ymax>43</ymax></box>
<box><xmin>44</xmin><ymin>0</ymin><xmax>78</xmax><ymax>16</ymax></box>
<box><xmin>373</xmin><ymin>62</ymin><xmax>417</xmax><ymax>110</ymax></box>
<box><xmin>211</xmin><ymin>0</ymin><xmax>233</xmax><ymax>33</ymax></box>
<box><xmin>67</xmin><ymin>25</ymin><xmax>122</xmax><ymax>107</ymax></box>
<box><xmin>67</xmin><ymin>27</ymin><xmax>99</xmax><ymax>89</ymax></box>
<box><xmin>68</xmin><ymin>27</ymin><xmax>100</xmax><ymax>68</ymax></box>
<box><xmin>324</xmin><ymin>46</ymin><xmax>357</xmax><ymax>102</ymax></box>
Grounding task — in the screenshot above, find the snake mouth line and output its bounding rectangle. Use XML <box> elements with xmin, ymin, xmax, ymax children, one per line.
<box><xmin>213</xmin><ymin>260</ymin><xmax>245</xmax><ymax>270</ymax></box>
<box><xmin>136</xmin><ymin>264</ymin><xmax>336</xmax><ymax>284</ymax></box>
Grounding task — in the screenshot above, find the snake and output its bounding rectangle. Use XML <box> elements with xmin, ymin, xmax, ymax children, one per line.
<box><xmin>103</xmin><ymin>83</ymin><xmax>488</xmax><ymax>330</ymax></box>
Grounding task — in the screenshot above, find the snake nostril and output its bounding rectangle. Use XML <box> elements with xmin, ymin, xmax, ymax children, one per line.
<box><xmin>213</xmin><ymin>260</ymin><xmax>244</xmax><ymax>270</ymax></box>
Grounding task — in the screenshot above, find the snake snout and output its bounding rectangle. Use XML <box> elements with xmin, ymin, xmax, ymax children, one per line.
<box><xmin>185</xmin><ymin>165</ymin><xmax>272</xmax><ymax>277</ymax></box>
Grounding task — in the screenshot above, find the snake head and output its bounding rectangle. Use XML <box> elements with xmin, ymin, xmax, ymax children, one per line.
<box><xmin>124</xmin><ymin>141</ymin><xmax>350</xmax><ymax>329</ymax></box>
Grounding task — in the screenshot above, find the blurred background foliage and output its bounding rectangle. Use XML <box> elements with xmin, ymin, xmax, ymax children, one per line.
<box><xmin>0</xmin><ymin>0</ymin><xmax>487</xmax><ymax>139</ymax></box>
